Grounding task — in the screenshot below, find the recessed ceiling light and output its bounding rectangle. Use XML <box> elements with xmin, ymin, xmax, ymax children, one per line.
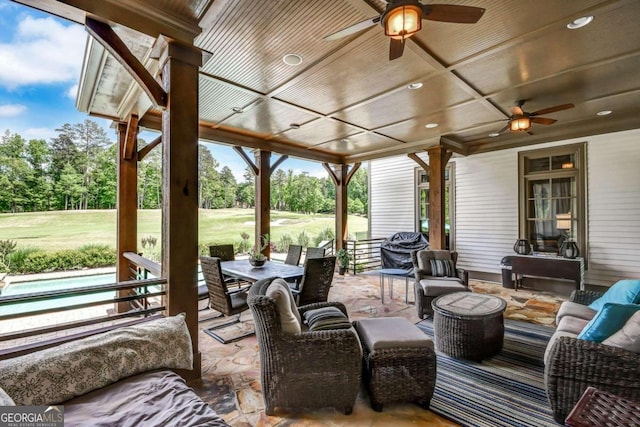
<box><xmin>425</xmin><ymin>123</ymin><xmax>438</xmax><ymax>129</ymax></box>
<box><xmin>282</xmin><ymin>53</ymin><xmax>303</xmax><ymax>66</ymax></box>
<box><xmin>596</xmin><ymin>110</ymin><xmax>612</xmax><ymax>116</ymax></box>
<box><xmin>488</xmin><ymin>132</ymin><xmax>500</xmax><ymax>137</ymax></box>
<box><xmin>407</xmin><ymin>82</ymin><xmax>423</xmax><ymax>90</ymax></box>
<box><xmin>289</xmin><ymin>123</ymin><xmax>301</xmax><ymax>129</ymax></box>
<box><xmin>232</xmin><ymin>107</ymin><xmax>243</xmax><ymax>113</ymax></box>
<box><xmin>567</xmin><ymin>16</ymin><xmax>594</xmax><ymax>29</ymax></box>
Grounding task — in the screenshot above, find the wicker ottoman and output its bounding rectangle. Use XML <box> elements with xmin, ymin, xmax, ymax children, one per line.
<box><xmin>353</xmin><ymin>317</ymin><xmax>436</xmax><ymax>412</ymax></box>
<box><xmin>432</xmin><ymin>292</ymin><xmax>506</xmax><ymax>361</ymax></box>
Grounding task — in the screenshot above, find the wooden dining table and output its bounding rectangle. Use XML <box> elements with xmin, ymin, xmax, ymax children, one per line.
<box><xmin>220</xmin><ymin>260</ymin><xmax>304</xmax><ymax>284</ymax></box>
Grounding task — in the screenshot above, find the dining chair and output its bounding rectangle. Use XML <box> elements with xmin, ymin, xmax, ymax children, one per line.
<box><xmin>208</xmin><ymin>243</ymin><xmax>249</xmax><ymax>289</ymax></box>
<box><xmin>294</xmin><ymin>256</ymin><xmax>336</xmax><ymax>306</ymax></box>
<box><xmin>284</xmin><ymin>244</ymin><xmax>303</xmax><ymax>266</ymax></box>
<box><xmin>209</xmin><ymin>244</ymin><xmax>235</xmax><ymax>260</ymax></box>
<box><xmin>199</xmin><ymin>255</ymin><xmax>254</xmax><ymax>344</ymax></box>
<box><xmin>304</xmin><ymin>246</ymin><xmax>325</xmax><ymax>261</ymax></box>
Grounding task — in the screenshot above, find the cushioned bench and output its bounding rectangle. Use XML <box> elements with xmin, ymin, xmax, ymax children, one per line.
<box><xmin>353</xmin><ymin>317</ymin><xmax>436</xmax><ymax>412</ymax></box>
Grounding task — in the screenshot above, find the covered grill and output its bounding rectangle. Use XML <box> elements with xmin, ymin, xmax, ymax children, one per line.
<box><xmin>380</xmin><ymin>232</ymin><xmax>429</xmax><ymax>270</ymax></box>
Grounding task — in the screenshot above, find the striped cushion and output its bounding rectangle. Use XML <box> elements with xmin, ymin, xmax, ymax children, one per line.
<box><xmin>429</xmin><ymin>259</ymin><xmax>455</xmax><ymax>277</ymax></box>
<box><xmin>303</xmin><ymin>307</ymin><xmax>351</xmax><ymax>331</ymax></box>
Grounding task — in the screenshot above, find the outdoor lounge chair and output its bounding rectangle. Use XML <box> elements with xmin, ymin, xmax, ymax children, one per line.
<box><xmin>411</xmin><ymin>249</ymin><xmax>469</xmax><ymax>319</ymax></box>
<box><xmin>247</xmin><ymin>276</ymin><xmax>361</xmax><ymax>415</ymax></box>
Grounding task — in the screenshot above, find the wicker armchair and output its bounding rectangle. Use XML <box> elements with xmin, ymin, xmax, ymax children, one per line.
<box><xmin>248</xmin><ymin>277</ymin><xmax>362</xmax><ymax>415</ymax></box>
<box><xmin>295</xmin><ymin>256</ymin><xmax>336</xmax><ymax>306</ymax></box>
<box><xmin>411</xmin><ymin>249</ymin><xmax>469</xmax><ymax>319</ymax></box>
<box><xmin>544</xmin><ymin>290</ymin><xmax>640</xmax><ymax>423</ymax></box>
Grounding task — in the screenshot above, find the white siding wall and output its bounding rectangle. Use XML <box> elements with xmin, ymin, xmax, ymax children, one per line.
<box><xmin>455</xmin><ymin>150</ymin><xmax>518</xmax><ymax>273</ymax></box>
<box><xmin>370</xmin><ymin>155</ymin><xmax>420</xmax><ymax>238</ymax></box>
<box><xmin>586</xmin><ymin>130</ymin><xmax>640</xmax><ymax>285</ymax></box>
<box><xmin>370</xmin><ymin>128</ymin><xmax>640</xmax><ymax>287</ymax></box>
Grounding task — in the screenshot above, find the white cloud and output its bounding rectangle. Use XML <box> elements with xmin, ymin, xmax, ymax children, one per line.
<box><xmin>22</xmin><ymin>127</ymin><xmax>57</xmax><ymax>141</ymax></box>
<box><xmin>0</xmin><ymin>103</ymin><xmax>26</xmax><ymax>117</ymax></box>
<box><xmin>67</xmin><ymin>83</ymin><xmax>79</xmax><ymax>99</ymax></box>
<box><xmin>0</xmin><ymin>16</ymin><xmax>86</xmax><ymax>89</ymax></box>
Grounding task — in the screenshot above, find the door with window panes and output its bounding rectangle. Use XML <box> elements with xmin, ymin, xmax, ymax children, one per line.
<box><xmin>416</xmin><ymin>165</ymin><xmax>454</xmax><ymax>249</ymax></box>
<box><xmin>519</xmin><ymin>144</ymin><xmax>585</xmax><ymax>256</ymax></box>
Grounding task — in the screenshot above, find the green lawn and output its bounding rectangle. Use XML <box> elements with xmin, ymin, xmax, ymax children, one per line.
<box><xmin>0</xmin><ymin>209</ymin><xmax>368</xmax><ymax>252</ymax></box>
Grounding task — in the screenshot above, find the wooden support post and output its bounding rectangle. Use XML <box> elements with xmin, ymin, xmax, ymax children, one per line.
<box><xmin>116</xmin><ymin>122</ymin><xmax>137</xmax><ymax>313</ymax></box>
<box><xmin>155</xmin><ymin>36</ymin><xmax>201</xmax><ymax>379</ymax></box>
<box><xmin>427</xmin><ymin>146</ymin><xmax>449</xmax><ymax>249</ymax></box>
<box><xmin>255</xmin><ymin>150</ymin><xmax>271</xmax><ymax>258</ymax></box>
<box><xmin>323</xmin><ymin>163</ymin><xmax>360</xmax><ymax>251</ymax></box>
<box><xmin>232</xmin><ymin>147</ymin><xmax>287</xmax><ymax>258</ymax></box>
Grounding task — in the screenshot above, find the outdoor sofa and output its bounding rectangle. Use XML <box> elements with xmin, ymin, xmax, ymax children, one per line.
<box><xmin>0</xmin><ymin>314</ymin><xmax>229</xmax><ymax>427</ymax></box>
<box><xmin>544</xmin><ymin>282</ymin><xmax>640</xmax><ymax>423</ymax></box>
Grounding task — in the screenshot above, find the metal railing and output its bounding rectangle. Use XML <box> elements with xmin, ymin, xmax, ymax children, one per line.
<box><xmin>345</xmin><ymin>237</ymin><xmax>385</xmax><ymax>274</ymax></box>
<box><xmin>0</xmin><ymin>253</ymin><xmax>166</xmax><ymax>358</ymax></box>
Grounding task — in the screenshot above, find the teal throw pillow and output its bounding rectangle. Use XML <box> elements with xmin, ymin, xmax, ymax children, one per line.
<box><xmin>578</xmin><ymin>303</ymin><xmax>640</xmax><ymax>342</ymax></box>
<box><xmin>588</xmin><ymin>279</ymin><xmax>640</xmax><ymax>311</ymax></box>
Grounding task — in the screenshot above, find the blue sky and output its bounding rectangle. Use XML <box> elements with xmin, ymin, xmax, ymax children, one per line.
<box><xmin>0</xmin><ymin>0</ymin><xmax>326</xmax><ymax>180</ymax></box>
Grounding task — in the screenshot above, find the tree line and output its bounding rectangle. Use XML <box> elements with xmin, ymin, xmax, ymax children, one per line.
<box><xmin>0</xmin><ymin>120</ymin><xmax>368</xmax><ymax>215</ymax></box>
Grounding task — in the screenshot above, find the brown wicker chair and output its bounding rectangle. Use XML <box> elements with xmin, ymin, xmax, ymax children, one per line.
<box><xmin>199</xmin><ymin>256</ymin><xmax>253</xmax><ymax>343</ymax></box>
<box><xmin>544</xmin><ymin>290</ymin><xmax>640</xmax><ymax>423</ymax></box>
<box><xmin>294</xmin><ymin>256</ymin><xmax>336</xmax><ymax>306</ymax></box>
<box><xmin>284</xmin><ymin>244</ymin><xmax>303</xmax><ymax>266</ymax></box>
<box><xmin>248</xmin><ymin>277</ymin><xmax>362</xmax><ymax>415</ymax></box>
<box><xmin>411</xmin><ymin>249</ymin><xmax>469</xmax><ymax>319</ymax></box>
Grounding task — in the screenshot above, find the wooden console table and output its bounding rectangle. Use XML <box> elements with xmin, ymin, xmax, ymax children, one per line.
<box><xmin>511</xmin><ymin>255</ymin><xmax>584</xmax><ymax>291</ymax></box>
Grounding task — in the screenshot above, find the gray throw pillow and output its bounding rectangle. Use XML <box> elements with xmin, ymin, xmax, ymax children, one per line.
<box><xmin>602</xmin><ymin>310</ymin><xmax>640</xmax><ymax>353</ymax></box>
<box><xmin>303</xmin><ymin>306</ymin><xmax>351</xmax><ymax>331</ymax></box>
<box><xmin>266</xmin><ymin>279</ymin><xmax>301</xmax><ymax>334</ymax></box>
<box><xmin>430</xmin><ymin>259</ymin><xmax>455</xmax><ymax>277</ymax></box>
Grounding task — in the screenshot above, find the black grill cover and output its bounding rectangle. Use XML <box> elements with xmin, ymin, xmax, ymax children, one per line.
<box><xmin>380</xmin><ymin>232</ymin><xmax>429</xmax><ymax>270</ymax></box>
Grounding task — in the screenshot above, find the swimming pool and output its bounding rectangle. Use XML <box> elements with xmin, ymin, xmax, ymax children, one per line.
<box><xmin>0</xmin><ymin>270</ymin><xmax>206</xmax><ymax>316</ymax></box>
<box><xmin>0</xmin><ymin>273</ymin><xmax>117</xmax><ymax>316</ymax></box>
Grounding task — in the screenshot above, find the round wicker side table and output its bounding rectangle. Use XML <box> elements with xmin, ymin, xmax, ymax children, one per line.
<box><xmin>432</xmin><ymin>292</ymin><xmax>507</xmax><ymax>361</ymax></box>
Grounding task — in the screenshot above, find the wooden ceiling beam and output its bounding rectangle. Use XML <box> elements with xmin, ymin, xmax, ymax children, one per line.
<box><xmin>85</xmin><ymin>17</ymin><xmax>167</xmax><ymax>108</ymax></box>
<box><xmin>122</xmin><ymin>114</ymin><xmax>138</xmax><ymax>160</ymax></box>
<box><xmin>54</xmin><ymin>0</ymin><xmax>200</xmax><ymax>42</ymax></box>
<box><xmin>137</xmin><ymin>135</ymin><xmax>161</xmax><ymax>161</ymax></box>
<box><xmin>137</xmin><ymin>111</ymin><xmax>342</xmax><ymax>164</ymax></box>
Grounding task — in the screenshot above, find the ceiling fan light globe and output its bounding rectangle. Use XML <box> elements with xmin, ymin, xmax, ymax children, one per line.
<box><xmin>510</xmin><ymin>117</ymin><xmax>531</xmax><ymax>132</ymax></box>
<box><xmin>384</xmin><ymin>5</ymin><xmax>422</xmax><ymax>39</ymax></box>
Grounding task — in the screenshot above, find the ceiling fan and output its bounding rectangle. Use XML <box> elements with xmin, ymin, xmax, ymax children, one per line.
<box><xmin>494</xmin><ymin>100</ymin><xmax>575</xmax><ymax>135</ymax></box>
<box><xmin>324</xmin><ymin>1</ymin><xmax>485</xmax><ymax>60</ymax></box>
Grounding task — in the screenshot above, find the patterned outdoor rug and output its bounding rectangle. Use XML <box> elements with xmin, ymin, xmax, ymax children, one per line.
<box><xmin>417</xmin><ymin>319</ymin><xmax>557</xmax><ymax>427</ymax></box>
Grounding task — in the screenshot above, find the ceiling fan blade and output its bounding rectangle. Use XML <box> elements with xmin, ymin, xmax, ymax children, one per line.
<box><xmin>509</xmin><ymin>106</ymin><xmax>524</xmax><ymax>116</ymax></box>
<box><xmin>422</xmin><ymin>5</ymin><xmax>485</xmax><ymax>24</ymax></box>
<box><xmin>496</xmin><ymin>124</ymin><xmax>509</xmax><ymax>134</ymax></box>
<box><xmin>531</xmin><ymin>117</ymin><xmax>557</xmax><ymax>125</ymax></box>
<box><xmin>323</xmin><ymin>16</ymin><xmax>380</xmax><ymax>41</ymax></box>
<box><xmin>389</xmin><ymin>37</ymin><xmax>405</xmax><ymax>61</ymax></box>
<box><xmin>530</xmin><ymin>103</ymin><xmax>575</xmax><ymax>116</ymax></box>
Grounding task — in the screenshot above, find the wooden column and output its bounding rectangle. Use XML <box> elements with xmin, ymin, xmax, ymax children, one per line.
<box><xmin>156</xmin><ymin>36</ymin><xmax>202</xmax><ymax>379</ymax></box>
<box><xmin>323</xmin><ymin>163</ymin><xmax>360</xmax><ymax>251</ymax></box>
<box><xmin>255</xmin><ymin>150</ymin><xmax>271</xmax><ymax>258</ymax></box>
<box><xmin>426</xmin><ymin>147</ymin><xmax>451</xmax><ymax>249</ymax></box>
<box><xmin>116</xmin><ymin>122</ymin><xmax>137</xmax><ymax>313</ymax></box>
